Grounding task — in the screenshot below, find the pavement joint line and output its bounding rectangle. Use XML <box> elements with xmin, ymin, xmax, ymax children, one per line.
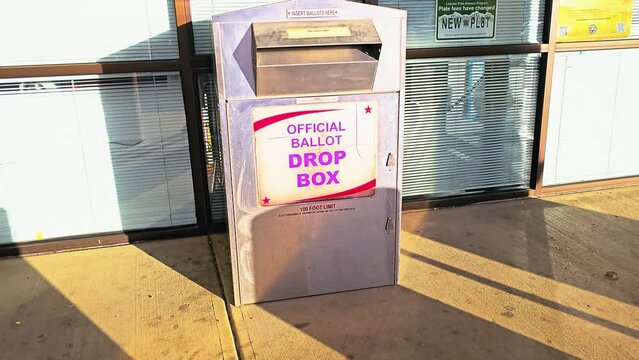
<box><xmin>208</xmin><ymin>235</ymin><xmax>249</xmax><ymax>360</ymax></box>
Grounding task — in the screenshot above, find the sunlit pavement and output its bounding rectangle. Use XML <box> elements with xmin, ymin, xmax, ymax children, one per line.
<box><xmin>214</xmin><ymin>186</ymin><xmax>639</xmax><ymax>360</ymax></box>
<box><xmin>0</xmin><ymin>237</ymin><xmax>236</xmax><ymax>360</ymax></box>
<box><xmin>1</xmin><ymin>187</ymin><xmax>638</xmax><ymax>360</ymax></box>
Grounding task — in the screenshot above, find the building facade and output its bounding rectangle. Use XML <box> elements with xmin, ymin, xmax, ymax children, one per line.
<box><xmin>1</xmin><ymin>0</ymin><xmax>638</xmax><ymax>252</ymax></box>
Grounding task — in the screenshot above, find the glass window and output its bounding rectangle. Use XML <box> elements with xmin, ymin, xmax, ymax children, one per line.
<box><xmin>633</xmin><ymin>1</ymin><xmax>639</xmax><ymax>38</ymax></box>
<box><xmin>403</xmin><ymin>54</ymin><xmax>540</xmax><ymax>198</ymax></box>
<box><xmin>191</xmin><ymin>0</ymin><xmax>281</xmax><ymax>54</ymax></box>
<box><xmin>0</xmin><ymin>73</ymin><xmax>195</xmax><ymax>243</ymax></box>
<box><xmin>0</xmin><ymin>0</ymin><xmax>178</xmax><ymax>66</ymax></box>
<box><xmin>544</xmin><ymin>49</ymin><xmax>639</xmax><ymax>186</ymax></box>
<box><xmin>379</xmin><ymin>0</ymin><xmax>545</xmax><ymax>48</ymax></box>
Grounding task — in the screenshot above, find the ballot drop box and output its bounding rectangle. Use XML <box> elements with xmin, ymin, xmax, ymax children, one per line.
<box><xmin>212</xmin><ymin>0</ymin><xmax>406</xmax><ymax>304</ymax></box>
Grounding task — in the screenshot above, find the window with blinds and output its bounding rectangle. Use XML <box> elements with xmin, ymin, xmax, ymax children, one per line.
<box><xmin>379</xmin><ymin>0</ymin><xmax>545</xmax><ymax>48</ymax></box>
<box><xmin>198</xmin><ymin>73</ymin><xmax>228</xmax><ymax>223</ymax></box>
<box><xmin>0</xmin><ymin>73</ymin><xmax>195</xmax><ymax>244</ymax></box>
<box><xmin>191</xmin><ymin>0</ymin><xmax>281</xmax><ymax>54</ymax></box>
<box><xmin>544</xmin><ymin>49</ymin><xmax>639</xmax><ymax>186</ymax></box>
<box><xmin>0</xmin><ymin>0</ymin><xmax>178</xmax><ymax>66</ymax></box>
<box><xmin>403</xmin><ymin>54</ymin><xmax>540</xmax><ymax>199</ymax></box>
<box><xmin>633</xmin><ymin>1</ymin><xmax>639</xmax><ymax>38</ymax></box>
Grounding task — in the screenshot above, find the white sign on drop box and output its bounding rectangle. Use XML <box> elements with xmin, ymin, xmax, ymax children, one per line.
<box><xmin>252</xmin><ymin>101</ymin><xmax>378</xmax><ymax>206</ymax></box>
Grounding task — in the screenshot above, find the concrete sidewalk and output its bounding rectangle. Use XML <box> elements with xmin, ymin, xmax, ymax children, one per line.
<box><xmin>1</xmin><ymin>187</ymin><xmax>638</xmax><ymax>359</ymax></box>
<box><xmin>214</xmin><ymin>187</ymin><xmax>639</xmax><ymax>360</ymax></box>
<box><xmin>0</xmin><ymin>237</ymin><xmax>237</xmax><ymax>360</ymax></box>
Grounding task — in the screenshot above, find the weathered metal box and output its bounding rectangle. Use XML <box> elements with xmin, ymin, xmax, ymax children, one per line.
<box><xmin>213</xmin><ymin>0</ymin><xmax>406</xmax><ymax>305</ymax></box>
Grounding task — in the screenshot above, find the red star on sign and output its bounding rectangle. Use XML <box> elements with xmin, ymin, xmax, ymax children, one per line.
<box><xmin>365</xmin><ymin>106</ymin><xmax>372</xmax><ymax>114</ymax></box>
<box><xmin>262</xmin><ymin>197</ymin><xmax>270</xmax><ymax>205</ymax></box>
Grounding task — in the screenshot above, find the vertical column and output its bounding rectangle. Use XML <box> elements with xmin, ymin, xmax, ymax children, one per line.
<box><xmin>174</xmin><ymin>0</ymin><xmax>211</xmax><ymax>231</ymax></box>
<box><xmin>532</xmin><ymin>0</ymin><xmax>560</xmax><ymax>196</ymax></box>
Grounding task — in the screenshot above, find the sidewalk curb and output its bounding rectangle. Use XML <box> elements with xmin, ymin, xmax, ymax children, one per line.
<box><xmin>210</xmin><ymin>234</ymin><xmax>257</xmax><ymax>360</ymax></box>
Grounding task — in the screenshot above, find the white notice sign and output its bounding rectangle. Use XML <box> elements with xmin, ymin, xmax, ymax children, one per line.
<box><xmin>253</xmin><ymin>101</ymin><xmax>378</xmax><ymax>206</ymax></box>
<box><xmin>436</xmin><ymin>0</ymin><xmax>497</xmax><ymax>41</ymax></box>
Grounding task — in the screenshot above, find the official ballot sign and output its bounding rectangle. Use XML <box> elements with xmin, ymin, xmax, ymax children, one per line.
<box><xmin>253</xmin><ymin>101</ymin><xmax>378</xmax><ymax>206</ymax></box>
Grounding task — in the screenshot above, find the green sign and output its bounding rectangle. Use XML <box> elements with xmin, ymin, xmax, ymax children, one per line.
<box><xmin>436</xmin><ymin>0</ymin><xmax>497</xmax><ymax>41</ymax></box>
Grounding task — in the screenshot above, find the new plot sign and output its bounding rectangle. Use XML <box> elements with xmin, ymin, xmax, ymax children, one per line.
<box><xmin>253</xmin><ymin>101</ymin><xmax>378</xmax><ymax>206</ymax></box>
<box><xmin>436</xmin><ymin>0</ymin><xmax>497</xmax><ymax>41</ymax></box>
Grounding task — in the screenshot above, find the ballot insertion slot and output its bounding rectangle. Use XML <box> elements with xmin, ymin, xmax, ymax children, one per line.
<box><xmin>252</xmin><ymin>19</ymin><xmax>382</xmax><ymax>96</ymax></box>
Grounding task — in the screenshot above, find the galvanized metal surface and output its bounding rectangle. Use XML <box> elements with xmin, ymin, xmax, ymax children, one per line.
<box><xmin>213</xmin><ymin>0</ymin><xmax>406</xmax><ymax>304</ymax></box>
<box><xmin>227</xmin><ymin>93</ymin><xmax>400</xmax><ymax>303</ymax></box>
<box><xmin>255</xmin><ymin>46</ymin><xmax>379</xmax><ymax>96</ymax></box>
<box><xmin>213</xmin><ymin>0</ymin><xmax>405</xmax><ymax>100</ymax></box>
<box><xmin>253</xmin><ymin>20</ymin><xmax>382</xmax><ymax>97</ymax></box>
<box><xmin>253</xmin><ymin>19</ymin><xmax>381</xmax><ymax>48</ymax></box>
<box><xmin>256</xmin><ymin>46</ymin><xmax>378</xmax><ymax>66</ymax></box>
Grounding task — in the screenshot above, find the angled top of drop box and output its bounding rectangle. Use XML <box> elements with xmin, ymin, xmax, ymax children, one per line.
<box><xmin>212</xmin><ymin>0</ymin><xmax>406</xmax><ymax>24</ymax></box>
<box><xmin>212</xmin><ymin>0</ymin><xmax>406</xmax><ymax>99</ymax></box>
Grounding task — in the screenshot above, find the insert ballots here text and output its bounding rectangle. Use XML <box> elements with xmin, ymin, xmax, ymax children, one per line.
<box><xmin>252</xmin><ymin>101</ymin><xmax>378</xmax><ymax>206</ymax></box>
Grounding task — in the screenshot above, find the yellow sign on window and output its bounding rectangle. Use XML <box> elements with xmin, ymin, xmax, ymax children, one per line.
<box><xmin>557</xmin><ymin>0</ymin><xmax>632</xmax><ymax>42</ymax></box>
<box><xmin>286</xmin><ymin>26</ymin><xmax>352</xmax><ymax>39</ymax></box>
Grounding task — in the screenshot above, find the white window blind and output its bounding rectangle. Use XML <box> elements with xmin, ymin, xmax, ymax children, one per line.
<box><xmin>0</xmin><ymin>73</ymin><xmax>195</xmax><ymax>244</ymax></box>
<box><xmin>403</xmin><ymin>54</ymin><xmax>540</xmax><ymax>198</ymax></box>
<box><xmin>191</xmin><ymin>0</ymin><xmax>281</xmax><ymax>54</ymax></box>
<box><xmin>633</xmin><ymin>1</ymin><xmax>639</xmax><ymax>38</ymax></box>
<box><xmin>379</xmin><ymin>0</ymin><xmax>545</xmax><ymax>48</ymax></box>
<box><xmin>544</xmin><ymin>49</ymin><xmax>639</xmax><ymax>186</ymax></box>
<box><xmin>0</xmin><ymin>0</ymin><xmax>178</xmax><ymax>66</ymax></box>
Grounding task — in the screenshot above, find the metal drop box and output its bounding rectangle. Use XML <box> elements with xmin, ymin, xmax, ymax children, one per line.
<box><xmin>213</xmin><ymin>0</ymin><xmax>406</xmax><ymax>305</ymax></box>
